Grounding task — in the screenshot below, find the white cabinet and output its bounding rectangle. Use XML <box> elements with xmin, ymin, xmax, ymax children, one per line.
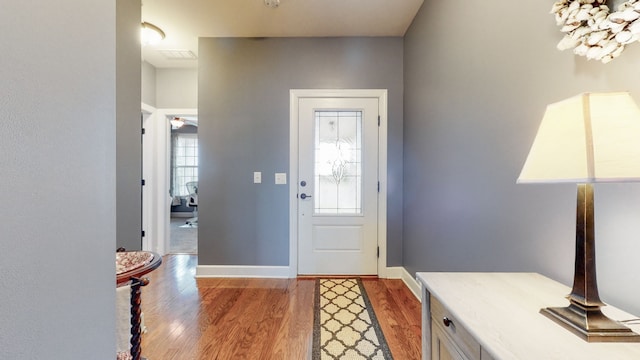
<box><xmin>417</xmin><ymin>273</ymin><xmax>640</xmax><ymax>360</ymax></box>
<box><xmin>427</xmin><ymin>293</ymin><xmax>491</xmax><ymax>360</ymax></box>
<box><xmin>431</xmin><ymin>319</ymin><xmax>468</xmax><ymax>360</ymax></box>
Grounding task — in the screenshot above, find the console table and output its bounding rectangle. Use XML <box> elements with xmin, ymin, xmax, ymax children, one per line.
<box><xmin>417</xmin><ymin>272</ymin><xmax>640</xmax><ymax>360</ymax></box>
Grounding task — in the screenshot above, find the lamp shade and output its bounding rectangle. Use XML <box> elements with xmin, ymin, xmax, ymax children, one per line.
<box><xmin>518</xmin><ymin>92</ymin><xmax>640</xmax><ymax>184</ymax></box>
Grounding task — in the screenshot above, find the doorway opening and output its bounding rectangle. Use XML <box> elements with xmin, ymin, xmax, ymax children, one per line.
<box><xmin>141</xmin><ymin>106</ymin><xmax>197</xmax><ymax>256</ymax></box>
<box><xmin>169</xmin><ymin>115</ymin><xmax>198</xmax><ymax>254</ymax></box>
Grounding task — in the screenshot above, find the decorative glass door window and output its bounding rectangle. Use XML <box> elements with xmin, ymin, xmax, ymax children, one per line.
<box><xmin>314</xmin><ymin>110</ymin><xmax>362</xmax><ymax>214</ymax></box>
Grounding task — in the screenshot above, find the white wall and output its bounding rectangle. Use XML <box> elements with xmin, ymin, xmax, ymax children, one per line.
<box><xmin>0</xmin><ymin>0</ymin><xmax>116</xmax><ymax>358</ymax></box>
<box><xmin>156</xmin><ymin>68</ymin><xmax>198</xmax><ymax>108</ymax></box>
<box><xmin>142</xmin><ymin>61</ymin><xmax>157</xmax><ymax>107</ymax></box>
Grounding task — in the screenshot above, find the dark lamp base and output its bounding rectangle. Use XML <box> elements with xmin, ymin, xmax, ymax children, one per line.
<box><xmin>541</xmin><ymin>304</ymin><xmax>640</xmax><ymax>342</ymax></box>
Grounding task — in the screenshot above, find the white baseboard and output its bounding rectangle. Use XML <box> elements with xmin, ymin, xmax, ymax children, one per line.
<box><xmin>400</xmin><ymin>267</ymin><xmax>422</xmax><ymax>301</ymax></box>
<box><xmin>382</xmin><ymin>266</ymin><xmax>403</xmax><ymax>279</ymax></box>
<box><xmin>381</xmin><ymin>266</ymin><xmax>422</xmax><ymax>302</ymax></box>
<box><xmin>195</xmin><ymin>265</ymin><xmax>423</xmax><ymax>301</ymax></box>
<box><xmin>196</xmin><ymin>265</ymin><xmax>290</xmax><ymax>278</ymax></box>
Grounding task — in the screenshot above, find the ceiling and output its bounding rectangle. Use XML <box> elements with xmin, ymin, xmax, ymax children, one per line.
<box><xmin>141</xmin><ymin>0</ymin><xmax>424</xmax><ymax>68</ymax></box>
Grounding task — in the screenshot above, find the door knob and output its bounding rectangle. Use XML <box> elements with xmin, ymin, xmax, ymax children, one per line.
<box><xmin>300</xmin><ymin>193</ymin><xmax>312</xmax><ymax>199</ymax></box>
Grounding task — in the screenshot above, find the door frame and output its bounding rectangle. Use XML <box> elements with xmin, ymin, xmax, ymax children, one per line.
<box><xmin>141</xmin><ymin>103</ymin><xmax>198</xmax><ymax>256</ymax></box>
<box><xmin>288</xmin><ymin>89</ymin><xmax>388</xmax><ymax>277</ymax></box>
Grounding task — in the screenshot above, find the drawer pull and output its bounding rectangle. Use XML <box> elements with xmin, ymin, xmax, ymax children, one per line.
<box><xmin>443</xmin><ymin>317</ymin><xmax>453</xmax><ymax>327</ymax></box>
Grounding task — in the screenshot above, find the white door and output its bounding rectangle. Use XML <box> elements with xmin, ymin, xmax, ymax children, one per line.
<box><xmin>297</xmin><ymin>97</ymin><xmax>379</xmax><ymax>275</ymax></box>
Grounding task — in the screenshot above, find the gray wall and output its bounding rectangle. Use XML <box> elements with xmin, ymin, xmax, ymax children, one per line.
<box><xmin>404</xmin><ymin>0</ymin><xmax>640</xmax><ymax>315</ymax></box>
<box><xmin>116</xmin><ymin>0</ymin><xmax>142</xmax><ymax>251</ymax></box>
<box><xmin>198</xmin><ymin>37</ymin><xmax>404</xmax><ymax>266</ymax></box>
<box><xmin>0</xmin><ymin>0</ymin><xmax>116</xmax><ymax>358</ymax></box>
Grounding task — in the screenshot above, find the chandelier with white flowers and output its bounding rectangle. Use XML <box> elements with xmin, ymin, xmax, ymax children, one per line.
<box><xmin>552</xmin><ymin>0</ymin><xmax>640</xmax><ymax>63</ymax></box>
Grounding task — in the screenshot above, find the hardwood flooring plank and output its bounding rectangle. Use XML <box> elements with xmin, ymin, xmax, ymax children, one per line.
<box><xmin>270</xmin><ymin>280</ymin><xmax>315</xmax><ymax>359</ymax></box>
<box><xmin>362</xmin><ymin>279</ymin><xmax>422</xmax><ymax>360</ymax></box>
<box><xmin>139</xmin><ymin>255</ymin><xmax>421</xmax><ymax>359</ymax></box>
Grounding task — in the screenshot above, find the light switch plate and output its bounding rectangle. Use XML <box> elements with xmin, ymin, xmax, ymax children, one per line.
<box><xmin>275</xmin><ymin>173</ymin><xmax>287</xmax><ymax>185</ymax></box>
<box><xmin>254</xmin><ymin>172</ymin><xmax>262</xmax><ymax>183</ymax></box>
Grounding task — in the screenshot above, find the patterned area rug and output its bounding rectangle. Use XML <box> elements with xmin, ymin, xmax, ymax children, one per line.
<box><xmin>313</xmin><ymin>278</ymin><xmax>393</xmax><ymax>359</ymax></box>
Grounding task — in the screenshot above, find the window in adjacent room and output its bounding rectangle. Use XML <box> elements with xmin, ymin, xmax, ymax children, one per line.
<box><xmin>171</xmin><ymin>133</ymin><xmax>198</xmax><ymax>197</ymax></box>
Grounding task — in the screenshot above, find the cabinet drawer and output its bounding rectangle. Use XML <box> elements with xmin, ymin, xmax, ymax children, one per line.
<box><xmin>432</xmin><ymin>322</ymin><xmax>469</xmax><ymax>360</ymax></box>
<box><xmin>431</xmin><ymin>296</ymin><xmax>481</xmax><ymax>360</ymax></box>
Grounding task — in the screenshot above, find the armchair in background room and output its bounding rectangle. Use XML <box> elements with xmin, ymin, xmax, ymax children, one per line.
<box><xmin>185</xmin><ymin>181</ymin><xmax>197</xmax><ymax>226</ymax></box>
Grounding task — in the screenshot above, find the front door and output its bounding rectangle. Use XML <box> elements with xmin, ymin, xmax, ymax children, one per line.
<box><xmin>297</xmin><ymin>97</ymin><xmax>379</xmax><ymax>275</ymax></box>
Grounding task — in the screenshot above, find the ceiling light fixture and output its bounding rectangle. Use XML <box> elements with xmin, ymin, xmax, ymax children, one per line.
<box><xmin>264</xmin><ymin>0</ymin><xmax>280</xmax><ymax>8</ymax></box>
<box><xmin>141</xmin><ymin>21</ymin><xmax>165</xmax><ymax>46</ymax></box>
<box><xmin>170</xmin><ymin>117</ymin><xmax>185</xmax><ymax>128</ymax></box>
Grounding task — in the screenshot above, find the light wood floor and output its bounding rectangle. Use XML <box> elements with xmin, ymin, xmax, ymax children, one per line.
<box><xmin>140</xmin><ymin>255</ymin><xmax>422</xmax><ymax>359</ymax></box>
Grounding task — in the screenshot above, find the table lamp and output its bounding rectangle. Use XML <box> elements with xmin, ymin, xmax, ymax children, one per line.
<box><xmin>518</xmin><ymin>92</ymin><xmax>640</xmax><ymax>342</ymax></box>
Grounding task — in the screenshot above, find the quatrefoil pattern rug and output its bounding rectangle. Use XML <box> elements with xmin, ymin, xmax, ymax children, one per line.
<box><xmin>313</xmin><ymin>278</ymin><xmax>393</xmax><ymax>359</ymax></box>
